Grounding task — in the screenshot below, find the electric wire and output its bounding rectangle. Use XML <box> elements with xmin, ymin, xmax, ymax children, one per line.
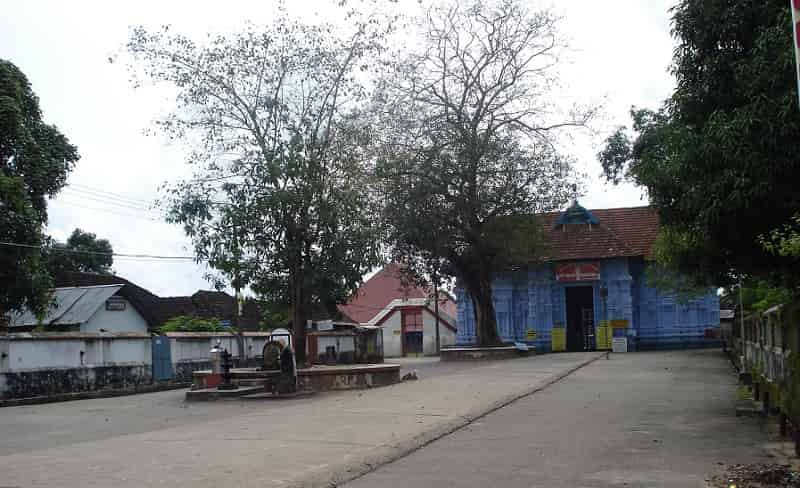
<box><xmin>0</xmin><ymin>241</ymin><xmax>195</xmax><ymax>260</ymax></box>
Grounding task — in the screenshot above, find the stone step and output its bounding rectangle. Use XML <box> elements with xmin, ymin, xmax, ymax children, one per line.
<box><xmin>185</xmin><ymin>385</ymin><xmax>264</xmax><ymax>401</ymax></box>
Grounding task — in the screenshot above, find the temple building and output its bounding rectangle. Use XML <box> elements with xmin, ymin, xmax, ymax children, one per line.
<box><xmin>455</xmin><ymin>203</ymin><xmax>721</xmax><ymax>352</ymax></box>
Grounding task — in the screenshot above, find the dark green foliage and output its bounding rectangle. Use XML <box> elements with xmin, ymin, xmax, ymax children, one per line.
<box><xmin>643</xmin><ymin>263</ymin><xmax>710</xmax><ymax>303</ymax></box>
<box><xmin>599</xmin><ymin>0</ymin><xmax>800</xmax><ymax>288</ymax></box>
<box><xmin>0</xmin><ymin>59</ymin><xmax>79</xmax><ymax>315</ymax></box>
<box><xmin>45</xmin><ymin>228</ymin><xmax>114</xmax><ymax>276</ymax></box>
<box><xmin>257</xmin><ymin>300</ymin><xmax>290</xmax><ymax>331</ymax></box>
<box><xmin>761</xmin><ymin>212</ymin><xmax>800</xmax><ymax>259</ymax></box>
<box><xmin>158</xmin><ymin>315</ymin><xmax>233</xmax><ymax>334</ymax></box>
<box><xmin>724</xmin><ymin>279</ymin><xmax>793</xmax><ymax>314</ymax></box>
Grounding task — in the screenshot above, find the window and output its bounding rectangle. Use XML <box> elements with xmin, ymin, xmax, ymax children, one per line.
<box><xmin>402</xmin><ymin>309</ymin><xmax>423</xmax><ymax>332</ymax></box>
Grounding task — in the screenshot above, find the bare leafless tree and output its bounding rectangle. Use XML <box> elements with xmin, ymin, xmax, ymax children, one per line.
<box><xmin>377</xmin><ymin>0</ymin><xmax>595</xmax><ymax>346</ymax></box>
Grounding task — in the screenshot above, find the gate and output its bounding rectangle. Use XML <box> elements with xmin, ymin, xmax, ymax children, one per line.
<box><xmin>152</xmin><ymin>336</ymin><xmax>174</xmax><ymax>381</ymax></box>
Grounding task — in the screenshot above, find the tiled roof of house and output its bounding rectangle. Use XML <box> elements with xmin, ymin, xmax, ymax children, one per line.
<box><xmin>53</xmin><ymin>272</ymin><xmax>264</xmax><ymax>330</ymax></box>
<box><xmin>537</xmin><ymin>205</ymin><xmax>659</xmax><ymax>262</ymax></box>
<box><xmin>338</xmin><ymin>263</ymin><xmax>457</xmax><ymax>325</ymax></box>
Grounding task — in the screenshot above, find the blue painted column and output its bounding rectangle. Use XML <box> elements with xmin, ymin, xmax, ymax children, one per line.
<box><xmin>512</xmin><ymin>273</ymin><xmax>529</xmax><ymax>342</ymax></box>
<box><xmin>600</xmin><ymin>258</ymin><xmax>635</xmax><ymax>350</ymax></box>
<box><xmin>492</xmin><ymin>273</ymin><xmax>514</xmax><ymax>342</ymax></box>
<box><xmin>528</xmin><ymin>265</ymin><xmax>554</xmax><ymax>352</ymax></box>
<box><xmin>455</xmin><ymin>287</ymin><xmax>476</xmax><ymax>345</ymax></box>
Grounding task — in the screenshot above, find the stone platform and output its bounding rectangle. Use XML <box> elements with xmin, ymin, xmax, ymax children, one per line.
<box><xmin>187</xmin><ymin>363</ymin><xmax>401</xmax><ymax>401</ymax></box>
<box><xmin>440</xmin><ymin>345</ymin><xmax>534</xmax><ymax>361</ymax></box>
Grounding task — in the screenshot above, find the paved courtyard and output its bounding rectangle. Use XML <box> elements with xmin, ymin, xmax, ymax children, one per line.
<box><xmin>347</xmin><ymin>350</ymin><xmax>772</xmax><ymax>488</ymax></box>
<box><xmin>0</xmin><ymin>350</ymin><xmax>772</xmax><ymax>487</ymax></box>
<box><xmin>0</xmin><ymin>355</ymin><xmax>523</xmax><ymax>456</ymax></box>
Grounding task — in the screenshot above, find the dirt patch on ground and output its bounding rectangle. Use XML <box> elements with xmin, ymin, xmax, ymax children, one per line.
<box><xmin>708</xmin><ymin>464</ymin><xmax>800</xmax><ymax>487</ymax></box>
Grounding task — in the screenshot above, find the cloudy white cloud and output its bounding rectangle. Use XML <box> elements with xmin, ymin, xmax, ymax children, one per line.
<box><xmin>1</xmin><ymin>0</ymin><xmax>677</xmax><ymax>297</ymax></box>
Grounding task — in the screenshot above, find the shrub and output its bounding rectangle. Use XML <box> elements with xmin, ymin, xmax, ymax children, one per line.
<box><xmin>158</xmin><ymin>316</ymin><xmax>236</xmax><ymax>334</ymax></box>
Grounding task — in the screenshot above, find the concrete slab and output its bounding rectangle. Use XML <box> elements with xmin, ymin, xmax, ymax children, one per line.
<box><xmin>345</xmin><ymin>350</ymin><xmax>773</xmax><ymax>488</ymax></box>
<box><xmin>185</xmin><ymin>385</ymin><xmax>264</xmax><ymax>401</ymax></box>
<box><xmin>0</xmin><ymin>351</ymin><xmax>602</xmax><ymax>488</ymax></box>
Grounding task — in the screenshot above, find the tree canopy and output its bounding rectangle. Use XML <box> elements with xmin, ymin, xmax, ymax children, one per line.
<box><xmin>598</xmin><ymin>0</ymin><xmax>800</xmax><ymax>288</ymax></box>
<box><xmin>127</xmin><ymin>8</ymin><xmax>391</xmax><ymax>360</ymax></box>
<box><xmin>158</xmin><ymin>315</ymin><xmax>233</xmax><ymax>334</ymax></box>
<box><xmin>0</xmin><ymin>59</ymin><xmax>79</xmax><ymax>316</ymax></box>
<box><xmin>376</xmin><ymin>0</ymin><xmax>590</xmax><ymax>345</ymax></box>
<box><xmin>45</xmin><ymin>228</ymin><xmax>114</xmax><ymax>276</ymax></box>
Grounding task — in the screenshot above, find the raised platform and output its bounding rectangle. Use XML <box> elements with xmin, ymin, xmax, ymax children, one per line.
<box><xmin>187</xmin><ymin>363</ymin><xmax>401</xmax><ymax>401</ymax></box>
<box><xmin>185</xmin><ymin>385</ymin><xmax>264</xmax><ymax>402</ymax></box>
<box><xmin>440</xmin><ymin>345</ymin><xmax>534</xmax><ymax>361</ymax></box>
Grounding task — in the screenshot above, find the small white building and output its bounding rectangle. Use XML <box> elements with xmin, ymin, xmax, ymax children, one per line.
<box><xmin>6</xmin><ymin>284</ymin><xmax>149</xmax><ymax>334</ymax></box>
<box><xmin>338</xmin><ymin>264</ymin><xmax>457</xmax><ymax>357</ymax></box>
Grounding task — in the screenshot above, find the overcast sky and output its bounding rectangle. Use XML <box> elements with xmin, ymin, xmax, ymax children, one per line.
<box><xmin>1</xmin><ymin>0</ymin><xmax>677</xmax><ymax>297</ymax></box>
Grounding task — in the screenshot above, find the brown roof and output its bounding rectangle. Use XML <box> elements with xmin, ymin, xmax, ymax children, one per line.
<box><xmin>150</xmin><ymin>291</ymin><xmax>264</xmax><ymax>330</ymax></box>
<box><xmin>338</xmin><ymin>263</ymin><xmax>457</xmax><ymax>324</ymax></box>
<box><xmin>53</xmin><ymin>272</ymin><xmax>264</xmax><ymax>330</ymax></box>
<box><xmin>537</xmin><ymin>205</ymin><xmax>659</xmax><ymax>262</ymax></box>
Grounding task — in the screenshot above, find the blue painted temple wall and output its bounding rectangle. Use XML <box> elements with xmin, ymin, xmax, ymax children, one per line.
<box><xmin>455</xmin><ymin>257</ymin><xmax>720</xmax><ymax>352</ymax></box>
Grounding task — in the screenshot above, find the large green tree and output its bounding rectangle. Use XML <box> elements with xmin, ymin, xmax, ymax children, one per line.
<box><xmin>45</xmin><ymin>228</ymin><xmax>114</xmax><ymax>276</ymax></box>
<box><xmin>599</xmin><ymin>0</ymin><xmax>800</xmax><ymax>288</ymax></box>
<box><xmin>127</xmin><ymin>9</ymin><xmax>390</xmax><ymax>361</ymax></box>
<box><xmin>376</xmin><ymin>0</ymin><xmax>590</xmax><ymax>346</ymax></box>
<box><xmin>0</xmin><ymin>59</ymin><xmax>79</xmax><ymax>316</ymax></box>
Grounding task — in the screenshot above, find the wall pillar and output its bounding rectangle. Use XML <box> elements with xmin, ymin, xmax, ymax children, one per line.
<box><xmin>600</xmin><ymin>259</ymin><xmax>634</xmax><ymax>350</ymax></box>
<box><xmin>455</xmin><ymin>287</ymin><xmax>476</xmax><ymax>345</ymax></box>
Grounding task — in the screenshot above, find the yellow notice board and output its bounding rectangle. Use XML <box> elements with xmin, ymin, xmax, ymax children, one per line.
<box><xmin>610</xmin><ymin>319</ymin><xmax>629</xmax><ymax>329</ymax></box>
<box><xmin>596</xmin><ymin>322</ymin><xmax>612</xmax><ymax>350</ymax></box>
<box><xmin>551</xmin><ymin>328</ymin><xmax>566</xmax><ymax>352</ymax></box>
<box><xmin>526</xmin><ymin>329</ymin><xmax>538</xmax><ymax>340</ymax></box>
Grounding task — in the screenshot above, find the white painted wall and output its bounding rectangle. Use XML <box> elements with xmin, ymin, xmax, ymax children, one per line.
<box><xmin>103</xmin><ymin>338</ymin><xmax>151</xmax><ymax>365</ymax></box>
<box><xmin>82</xmin><ymin>297</ymin><xmax>149</xmax><ymax>333</ymax></box>
<box><xmin>0</xmin><ymin>336</ymin><xmax>151</xmax><ymax>372</ymax></box>
<box><xmin>245</xmin><ymin>336</ymin><xmax>269</xmax><ymax>359</ymax></box>
<box><xmin>383</xmin><ymin>311</ymin><xmax>403</xmax><ymax>357</ymax></box>
<box><xmin>422</xmin><ymin>309</ymin><xmax>456</xmax><ymax>354</ymax></box>
<box><xmin>166</xmin><ymin>334</ymin><xmax>271</xmax><ymax>365</ymax></box>
<box><xmin>5</xmin><ymin>339</ymin><xmax>84</xmax><ymax>370</ymax></box>
<box><xmin>380</xmin><ymin>308</ymin><xmax>457</xmax><ymax>357</ymax></box>
<box><xmin>169</xmin><ymin>335</ymin><xmax>240</xmax><ymax>363</ymax></box>
<box><xmin>317</xmin><ymin>335</ymin><xmax>356</xmax><ymax>355</ymax></box>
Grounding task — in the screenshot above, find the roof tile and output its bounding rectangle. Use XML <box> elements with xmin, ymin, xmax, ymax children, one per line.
<box><xmin>538</xmin><ymin>205</ymin><xmax>659</xmax><ymax>261</ymax></box>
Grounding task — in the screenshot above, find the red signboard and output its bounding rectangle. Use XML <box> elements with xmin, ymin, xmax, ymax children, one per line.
<box><xmin>555</xmin><ymin>262</ymin><xmax>600</xmax><ymax>282</ymax></box>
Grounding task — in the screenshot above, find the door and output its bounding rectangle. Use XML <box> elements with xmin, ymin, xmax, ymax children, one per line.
<box><xmin>565</xmin><ymin>286</ymin><xmax>595</xmax><ymax>352</ymax></box>
<box><xmin>151</xmin><ymin>336</ymin><xmax>174</xmax><ymax>381</ymax></box>
<box><xmin>401</xmin><ymin>309</ymin><xmax>424</xmax><ymax>356</ymax></box>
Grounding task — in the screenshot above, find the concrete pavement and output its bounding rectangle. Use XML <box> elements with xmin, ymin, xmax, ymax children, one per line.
<box><xmin>346</xmin><ymin>350</ymin><xmax>772</xmax><ymax>488</ymax></box>
<box><xmin>0</xmin><ymin>355</ymin><xmax>517</xmax><ymax>456</ymax></box>
<box><xmin>0</xmin><ymin>352</ymin><xmax>603</xmax><ymax>487</ymax></box>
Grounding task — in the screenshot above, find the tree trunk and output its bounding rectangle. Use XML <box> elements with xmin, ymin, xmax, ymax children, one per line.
<box><xmin>463</xmin><ymin>267</ymin><xmax>502</xmax><ymax>347</ymax></box>
<box><xmin>291</xmin><ymin>283</ymin><xmax>307</xmax><ymax>365</ymax></box>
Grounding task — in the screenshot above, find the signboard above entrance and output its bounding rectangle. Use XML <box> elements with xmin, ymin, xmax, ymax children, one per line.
<box><xmin>555</xmin><ymin>262</ymin><xmax>600</xmax><ymax>282</ymax></box>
